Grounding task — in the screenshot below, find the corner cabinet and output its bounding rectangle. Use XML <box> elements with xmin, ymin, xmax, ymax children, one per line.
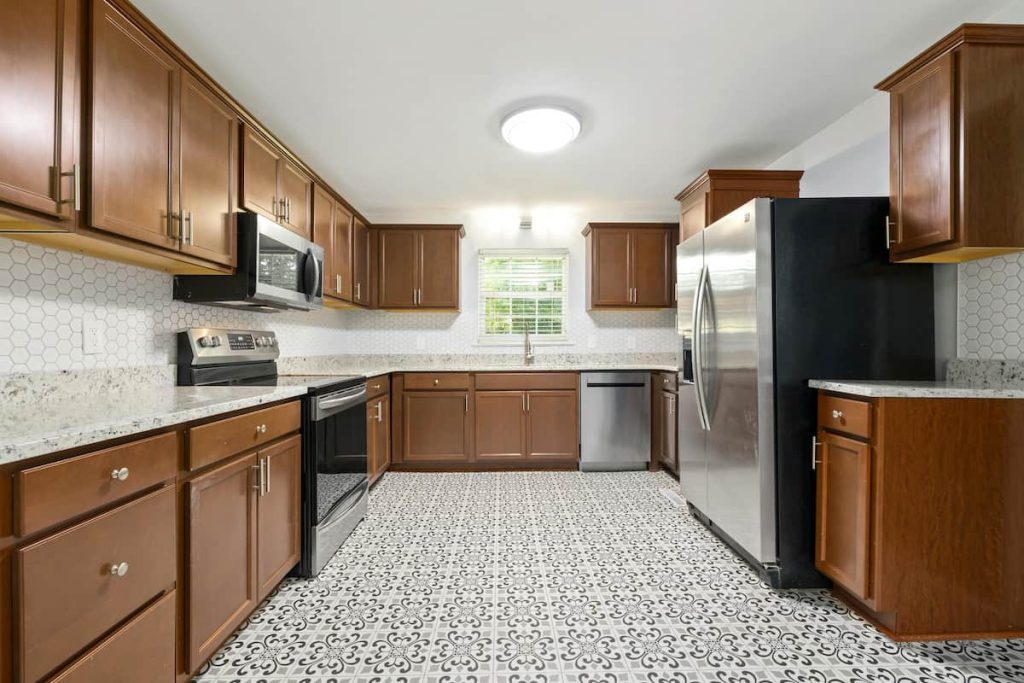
<box><xmin>376</xmin><ymin>225</ymin><xmax>464</xmax><ymax>310</ymax></box>
<box><xmin>241</xmin><ymin>125</ymin><xmax>311</xmax><ymax>239</ymax></box>
<box><xmin>674</xmin><ymin>170</ymin><xmax>802</xmax><ymax>243</ymax></box>
<box><xmin>877</xmin><ymin>24</ymin><xmax>1024</xmax><ymax>263</ymax></box>
<box><xmin>582</xmin><ymin>223</ymin><xmax>676</xmax><ymax>309</ymax></box>
<box><xmin>651</xmin><ymin>372</ymin><xmax>677</xmax><ymax>474</ymax></box>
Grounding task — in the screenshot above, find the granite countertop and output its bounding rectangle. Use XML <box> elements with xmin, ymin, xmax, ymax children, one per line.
<box><xmin>0</xmin><ymin>384</ymin><xmax>311</xmax><ymax>466</ymax></box>
<box><xmin>809</xmin><ymin>379</ymin><xmax>1024</xmax><ymax>399</ymax></box>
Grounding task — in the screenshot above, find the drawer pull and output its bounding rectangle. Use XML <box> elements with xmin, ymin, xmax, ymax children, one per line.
<box><xmin>108</xmin><ymin>561</ymin><xmax>129</xmax><ymax>578</ymax></box>
<box><xmin>110</xmin><ymin>467</ymin><xmax>130</xmax><ymax>481</ymax></box>
<box><xmin>256</xmin><ymin>424</ymin><xmax>267</xmax><ymax>434</ymax></box>
<box><xmin>832</xmin><ymin>410</ymin><xmax>844</xmax><ymax>420</ymax></box>
<box><xmin>433</xmin><ymin>378</ymin><xmax>439</xmax><ymax>385</ymax></box>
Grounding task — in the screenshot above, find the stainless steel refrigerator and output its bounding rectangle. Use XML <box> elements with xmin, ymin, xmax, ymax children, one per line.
<box><xmin>677</xmin><ymin>197</ymin><xmax>937</xmax><ymax>588</ymax></box>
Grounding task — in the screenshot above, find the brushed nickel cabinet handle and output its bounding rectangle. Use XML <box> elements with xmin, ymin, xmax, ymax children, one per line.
<box><xmin>110</xmin><ymin>467</ymin><xmax>130</xmax><ymax>481</ymax></box>
<box><xmin>336</xmin><ymin>274</ymin><xmax>342</xmax><ymax>292</ymax></box>
<box><xmin>522</xmin><ymin>394</ymin><xmax>526</xmax><ymax>413</ymax></box>
<box><xmin>526</xmin><ymin>394</ymin><xmax>530</xmax><ymax>412</ymax></box>
<box><xmin>264</xmin><ymin>456</ymin><xmax>270</xmax><ymax>494</ymax></box>
<box><xmin>376</xmin><ymin>401</ymin><xmax>383</xmax><ymax>422</ymax></box>
<box><xmin>464</xmin><ymin>395</ymin><xmax>468</xmax><ymax>413</ymax></box>
<box><xmin>108</xmin><ymin>561</ymin><xmax>129</xmax><ymax>577</ymax></box>
<box><xmin>58</xmin><ymin>164</ymin><xmax>81</xmax><ymax>211</ymax></box>
<box><xmin>252</xmin><ymin>463</ymin><xmax>262</xmax><ymax>492</ymax></box>
<box><xmin>811</xmin><ymin>436</ymin><xmax>822</xmax><ymax>470</ymax></box>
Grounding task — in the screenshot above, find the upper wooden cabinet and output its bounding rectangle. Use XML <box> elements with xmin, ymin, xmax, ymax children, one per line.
<box><xmin>877</xmin><ymin>24</ymin><xmax>1024</xmax><ymax>263</ymax></box>
<box><xmin>313</xmin><ymin>185</ymin><xmax>355</xmax><ymax>304</ymax></box>
<box><xmin>376</xmin><ymin>225</ymin><xmax>464</xmax><ymax>310</ymax></box>
<box><xmin>352</xmin><ymin>216</ymin><xmax>372</xmax><ymax>306</ymax></box>
<box><xmin>0</xmin><ymin>0</ymin><xmax>80</xmax><ymax>223</ymax></box>
<box><xmin>582</xmin><ymin>223</ymin><xmax>676</xmax><ymax>309</ymax></box>
<box><xmin>675</xmin><ymin>170</ymin><xmax>802</xmax><ymax>242</ymax></box>
<box><xmin>240</xmin><ymin>125</ymin><xmax>311</xmax><ymax>239</ymax></box>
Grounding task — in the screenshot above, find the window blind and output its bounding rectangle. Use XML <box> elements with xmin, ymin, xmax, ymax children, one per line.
<box><xmin>478</xmin><ymin>250</ymin><xmax>569</xmax><ymax>343</ymax></box>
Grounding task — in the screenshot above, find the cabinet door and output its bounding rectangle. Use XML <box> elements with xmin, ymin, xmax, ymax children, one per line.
<box><xmin>475</xmin><ymin>391</ymin><xmax>526</xmax><ymax>460</ymax></box>
<box><xmin>378</xmin><ymin>229</ymin><xmax>419</xmax><ymax>308</ymax></box>
<box><xmin>90</xmin><ymin>0</ymin><xmax>179</xmax><ymax>249</ymax></box>
<box><xmin>367</xmin><ymin>396</ymin><xmax>382</xmax><ymax>479</ymax></box>
<box><xmin>679</xmin><ymin>191</ymin><xmax>707</xmax><ymax>242</ymax></box>
<box><xmin>403</xmin><ymin>391</ymin><xmax>471</xmax><ymax>462</ymax></box>
<box><xmin>631</xmin><ymin>229</ymin><xmax>672</xmax><ymax>307</ymax></box>
<box><xmin>187</xmin><ymin>452</ymin><xmax>257</xmax><ymax>671</ymax></box>
<box><xmin>279</xmin><ymin>159</ymin><xmax>311</xmax><ymax>238</ymax></box>
<box><xmin>256</xmin><ymin>436</ymin><xmax>301</xmax><ymax>601</ymax></box>
<box><xmin>352</xmin><ymin>217</ymin><xmax>371</xmax><ymax>305</ymax></box>
<box><xmin>241</xmin><ymin>126</ymin><xmax>281</xmax><ymax>222</ymax></box>
<box><xmin>650</xmin><ymin>382</ymin><xmax>664</xmax><ymax>465</ymax></box>
<box><xmin>815</xmin><ymin>431</ymin><xmax>873</xmax><ymax>601</ymax></box>
<box><xmin>312</xmin><ymin>184</ymin><xmax>336</xmax><ymax>296</ymax></box>
<box><xmin>525</xmin><ymin>391</ymin><xmax>578</xmax><ymax>461</ymax></box>
<box><xmin>179</xmin><ymin>72</ymin><xmax>236</xmax><ymax>267</ymax></box>
<box><xmin>334</xmin><ymin>202</ymin><xmax>353</xmax><ymax>302</ymax></box>
<box><xmin>418</xmin><ymin>229</ymin><xmax>460</xmax><ymax>308</ymax></box>
<box><xmin>0</xmin><ymin>0</ymin><xmax>79</xmax><ymax>220</ymax></box>
<box><xmin>660</xmin><ymin>392</ymin><xmax>677</xmax><ymax>471</ymax></box>
<box><xmin>368</xmin><ymin>395</ymin><xmax>391</xmax><ymax>480</ymax></box>
<box><xmin>591</xmin><ymin>228</ymin><xmax>632</xmax><ymax>306</ymax></box>
<box><xmin>889</xmin><ymin>52</ymin><xmax>955</xmax><ymax>256</ymax></box>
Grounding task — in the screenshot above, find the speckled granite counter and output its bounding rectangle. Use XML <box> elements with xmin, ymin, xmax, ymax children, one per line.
<box><xmin>0</xmin><ymin>384</ymin><xmax>310</xmax><ymax>466</ymax></box>
<box><xmin>278</xmin><ymin>352</ymin><xmax>679</xmax><ymax>376</ymax></box>
<box><xmin>809</xmin><ymin>379</ymin><xmax>1024</xmax><ymax>399</ymax></box>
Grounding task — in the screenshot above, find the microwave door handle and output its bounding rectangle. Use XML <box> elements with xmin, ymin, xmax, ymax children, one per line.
<box><xmin>303</xmin><ymin>248</ymin><xmax>321</xmax><ymax>300</ymax></box>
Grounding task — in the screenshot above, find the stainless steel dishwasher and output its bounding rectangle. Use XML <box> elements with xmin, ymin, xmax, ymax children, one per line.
<box><xmin>579</xmin><ymin>371</ymin><xmax>651</xmax><ymax>471</ymax></box>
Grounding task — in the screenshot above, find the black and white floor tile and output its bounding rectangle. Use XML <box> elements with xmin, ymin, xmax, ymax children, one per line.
<box><xmin>193</xmin><ymin>471</ymin><xmax>1024</xmax><ymax>682</ymax></box>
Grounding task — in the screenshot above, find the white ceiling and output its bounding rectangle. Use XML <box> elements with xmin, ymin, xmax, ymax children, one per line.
<box><xmin>134</xmin><ymin>0</ymin><xmax>1016</xmax><ymax>223</ymax></box>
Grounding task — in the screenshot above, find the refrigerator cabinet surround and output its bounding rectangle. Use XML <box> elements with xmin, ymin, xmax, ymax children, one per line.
<box><xmin>579</xmin><ymin>372</ymin><xmax>651</xmax><ymax>471</ymax></box>
<box><xmin>676</xmin><ymin>197</ymin><xmax>937</xmax><ymax>588</ymax></box>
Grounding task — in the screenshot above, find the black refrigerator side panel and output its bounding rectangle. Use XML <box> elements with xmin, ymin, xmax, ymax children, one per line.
<box><xmin>770</xmin><ymin>197</ymin><xmax>936</xmax><ymax>588</ymax></box>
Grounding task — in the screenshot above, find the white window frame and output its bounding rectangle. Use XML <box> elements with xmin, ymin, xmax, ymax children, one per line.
<box><xmin>477</xmin><ymin>248</ymin><xmax>570</xmax><ymax>346</ymax></box>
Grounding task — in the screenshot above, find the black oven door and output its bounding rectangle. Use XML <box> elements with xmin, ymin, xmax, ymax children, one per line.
<box><xmin>309</xmin><ymin>384</ymin><xmax>368</xmax><ymax>525</ymax></box>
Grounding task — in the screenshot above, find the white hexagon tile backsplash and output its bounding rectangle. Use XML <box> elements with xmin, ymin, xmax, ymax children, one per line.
<box><xmin>0</xmin><ymin>237</ymin><xmax>679</xmax><ymax>374</ymax></box>
<box><xmin>959</xmin><ymin>253</ymin><xmax>1024</xmax><ymax>360</ymax></box>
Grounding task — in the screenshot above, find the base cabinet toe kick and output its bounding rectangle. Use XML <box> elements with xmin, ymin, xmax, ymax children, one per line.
<box><xmin>0</xmin><ymin>399</ymin><xmax>303</xmax><ymax>682</ymax></box>
<box><xmin>813</xmin><ymin>391</ymin><xmax>1024</xmax><ymax>641</ymax></box>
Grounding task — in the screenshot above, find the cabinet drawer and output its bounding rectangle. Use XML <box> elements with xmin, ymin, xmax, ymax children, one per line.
<box><xmin>15</xmin><ymin>431</ymin><xmax>179</xmax><ymax>537</ymax></box>
<box><xmin>188</xmin><ymin>400</ymin><xmax>300</xmax><ymax>470</ymax></box>
<box><xmin>818</xmin><ymin>394</ymin><xmax>872</xmax><ymax>439</ymax></box>
<box><xmin>49</xmin><ymin>591</ymin><xmax>175</xmax><ymax>683</ymax></box>
<box><xmin>17</xmin><ymin>486</ymin><xmax>176</xmax><ymax>683</ymax></box>
<box><xmin>654</xmin><ymin>372</ymin><xmax>678</xmax><ymax>392</ymax></box>
<box><xmin>475</xmin><ymin>373</ymin><xmax>578</xmax><ymax>391</ymax></box>
<box><xmin>366</xmin><ymin>374</ymin><xmax>390</xmax><ymax>399</ymax></box>
<box><xmin>403</xmin><ymin>373</ymin><xmax>471</xmax><ymax>390</ymax></box>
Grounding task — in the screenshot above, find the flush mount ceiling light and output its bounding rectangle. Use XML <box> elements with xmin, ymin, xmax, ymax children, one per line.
<box><xmin>501</xmin><ymin>107</ymin><xmax>581</xmax><ymax>154</ymax></box>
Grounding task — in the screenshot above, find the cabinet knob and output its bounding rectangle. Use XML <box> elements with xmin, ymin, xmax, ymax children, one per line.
<box><xmin>831</xmin><ymin>410</ymin><xmax>843</xmax><ymax>420</ymax></box>
<box><xmin>256</xmin><ymin>424</ymin><xmax>267</xmax><ymax>434</ymax></box>
<box><xmin>110</xmin><ymin>467</ymin><xmax>130</xmax><ymax>481</ymax></box>
<box><xmin>108</xmin><ymin>561</ymin><xmax>129</xmax><ymax>578</ymax></box>
<box><xmin>433</xmin><ymin>378</ymin><xmax>439</xmax><ymax>385</ymax></box>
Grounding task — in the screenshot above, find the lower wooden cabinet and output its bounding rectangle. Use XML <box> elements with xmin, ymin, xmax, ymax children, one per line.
<box><xmin>255</xmin><ymin>436</ymin><xmax>301</xmax><ymax>601</ymax></box>
<box><xmin>474</xmin><ymin>391</ymin><xmax>526</xmax><ymax>461</ymax></box>
<box><xmin>368</xmin><ymin>394</ymin><xmax>391</xmax><ymax>484</ymax></box>
<box><xmin>650</xmin><ymin>373</ymin><xmax>678</xmax><ymax>474</ymax></box>
<box><xmin>403</xmin><ymin>390</ymin><xmax>471</xmax><ymax>463</ymax></box>
<box><xmin>524</xmin><ymin>391</ymin><xmax>578</xmax><ymax>461</ymax></box>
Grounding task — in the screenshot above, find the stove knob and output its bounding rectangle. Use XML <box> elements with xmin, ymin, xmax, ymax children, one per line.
<box><xmin>269</xmin><ymin>337</ymin><xmax>277</xmax><ymax>346</ymax></box>
<box><xmin>198</xmin><ymin>336</ymin><xmax>212</xmax><ymax>348</ymax></box>
<box><xmin>256</xmin><ymin>337</ymin><xmax>266</xmax><ymax>347</ymax></box>
<box><xmin>210</xmin><ymin>336</ymin><xmax>222</xmax><ymax>347</ymax></box>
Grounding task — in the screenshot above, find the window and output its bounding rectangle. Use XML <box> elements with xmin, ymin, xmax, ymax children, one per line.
<box><xmin>478</xmin><ymin>250</ymin><xmax>569</xmax><ymax>343</ymax></box>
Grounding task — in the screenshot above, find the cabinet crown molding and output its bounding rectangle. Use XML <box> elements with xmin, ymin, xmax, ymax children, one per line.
<box><xmin>674</xmin><ymin>169</ymin><xmax>804</xmax><ymax>201</ymax></box>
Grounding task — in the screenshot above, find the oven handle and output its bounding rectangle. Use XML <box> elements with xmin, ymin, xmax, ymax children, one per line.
<box><xmin>313</xmin><ymin>384</ymin><xmax>367</xmax><ymax>420</ymax></box>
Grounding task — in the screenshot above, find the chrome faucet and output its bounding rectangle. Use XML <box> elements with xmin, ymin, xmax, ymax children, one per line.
<box><xmin>524</xmin><ymin>329</ymin><xmax>535</xmax><ymax>364</ymax></box>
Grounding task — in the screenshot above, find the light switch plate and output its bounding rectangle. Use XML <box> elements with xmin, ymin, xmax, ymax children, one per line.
<box><xmin>83</xmin><ymin>320</ymin><xmax>104</xmax><ymax>355</ymax></box>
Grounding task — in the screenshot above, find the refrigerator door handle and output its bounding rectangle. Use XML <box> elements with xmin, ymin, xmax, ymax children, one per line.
<box><xmin>692</xmin><ymin>265</ymin><xmax>711</xmax><ymax>431</ymax></box>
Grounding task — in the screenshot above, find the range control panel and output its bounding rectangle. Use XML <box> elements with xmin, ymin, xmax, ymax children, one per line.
<box><xmin>179</xmin><ymin>328</ymin><xmax>280</xmax><ymax>365</ymax></box>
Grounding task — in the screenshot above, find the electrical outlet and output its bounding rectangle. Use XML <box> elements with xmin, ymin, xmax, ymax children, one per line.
<box><xmin>415</xmin><ymin>335</ymin><xmax>426</xmax><ymax>351</ymax></box>
<box><xmin>83</xmin><ymin>320</ymin><xmax>104</xmax><ymax>355</ymax></box>
<box><xmin>626</xmin><ymin>335</ymin><xmax>636</xmax><ymax>350</ymax></box>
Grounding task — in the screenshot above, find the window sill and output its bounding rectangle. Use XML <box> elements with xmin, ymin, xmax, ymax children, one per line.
<box><xmin>475</xmin><ymin>339</ymin><xmax>573</xmax><ymax>348</ymax></box>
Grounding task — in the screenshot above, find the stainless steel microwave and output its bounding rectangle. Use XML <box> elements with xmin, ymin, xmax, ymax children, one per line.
<box><xmin>173</xmin><ymin>212</ymin><xmax>324</xmax><ymax>312</ymax></box>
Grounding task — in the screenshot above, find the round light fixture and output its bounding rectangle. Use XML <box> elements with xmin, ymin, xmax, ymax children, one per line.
<box><xmin>501</xmin><ymin>107</ymin><xmax>581</xmax><ymax>154</ymax></box>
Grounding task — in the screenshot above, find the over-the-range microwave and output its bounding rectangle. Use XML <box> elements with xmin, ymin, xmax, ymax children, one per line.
<box><xmin>173</xmin><ymin>212</ymin><xmax>324</xmax><ymax>312</ymax></box>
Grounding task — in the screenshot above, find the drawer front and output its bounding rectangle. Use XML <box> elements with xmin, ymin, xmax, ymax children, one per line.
<box><xmin>403</xmin><ymin>373</ymin><xmax>471</xmax><ymax>391</ymax></box>
<box><xmin>474</xmin><ymin>373</ymin><xmax>578</xmax><ymax>391</ymax></box>
<box><xmin>17</xmin><ymin>486</ymin><xmax>177</xmax><ymax>683</ymax></box>
<box><xmin>818</xmin><ymin>394</ymin><xmax>872</xmax><ymax>439</ymax></box>
<box><xmin>49</xmin><ymin>591</ymin><xmax>175</xmax><ymax>683</ymax></box>
<box><xmin>366</xmin><ymin>374</ymin><xmax>391</xmax><ymax>400</ymax></box>
<box><xmin>188</xmin><ymin>400</ymin><xmax>300</xmax><ymax>470</ymax></box>
<box><xmin>654</xmin><ymin>372</ymin><xmax>678</xmax><ymax>392</ymax></box>
<box><xmin>15</xmin><ymin>431</ymin><xmax>179</xmax><ymax>537</ymax></box>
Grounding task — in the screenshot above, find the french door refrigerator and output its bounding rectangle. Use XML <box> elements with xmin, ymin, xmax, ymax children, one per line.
<box><xmin>677</xmin><ymin>197</ymin><xmax>937</xmax><ymax>588</ymax></box>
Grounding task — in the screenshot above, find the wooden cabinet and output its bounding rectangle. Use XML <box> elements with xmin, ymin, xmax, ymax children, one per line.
<box><xmin>582</xmin><ymin>223</ymin><xmax>675</xmax><ymax>309</ymax></box>
<box><xmin>524</xmin><ymin>390</ymin><xmax>578</xmax><ymax>461</ymax></box>
<box><xmin>367</xmin><ymin>394</ymin><xmax>391</xmax><ymax>484</ymax></box>
<box><xmin>473</xmin><ymin>374</ymin><xmax>578</xmax><ymax>465</ymax></box>
<box><xmin>90</xmin><ymin>0</ymin><xmax>237</xmax><ymax>267</ymax></box>
<box><xmin>0</xmin><ymin>0</ymin><xmax>80</xmax><ymax>222</ymax></box>
<box><xmin>255</xmin><ymin>436</ymin><xmax>301</xmax><ymax>601</ymax></box>
<box><xmin>313</xmin><ymin>185</ymin><xmax>354</xmax><ymax>303</ymax></box>
<box><xmin>474</xmin><ymin>391</ymin><xmax>526</xmax><ymax>461</ymax></box>
<box><xmin>376</xmin><ymin>225</ymin><xmax>463</xmax><ymax>310</ymax></box>
<box><xmin>240</xmin><ymin>125</ymin><xmax>311</xmax><ymax>238</ymax></box>
<box><xmin>877</xmin><ymin>25</ymin><xmax>1024</xmax><ymax>263</ymax></box>
<box><xmin>403</xmin><ymin>390</ymin><xmax>472</xmax><ymax>463</ymax></box>
<box><xmin>674</xmin><ymin>170</ymin><xmax>803</xmax><ymax>242</ymax></box>
<box><xmin>178</xmin><ymin>72</ymin><xmax>237</xmax><ymax>267</ymax></box>
<box><xmin>651</xmin><ymin>373</ymin><xmax>678</xmax><ymax>474</ymax></box>
<box><xmin>352</xmin><ymin>216</ymin><xmax>372</xmax><ymax>306</ymax></box>
<box><xmin>814</xmin><ymin>390</ymin><xmax>1024</xmax><ymax>640</ymax></box>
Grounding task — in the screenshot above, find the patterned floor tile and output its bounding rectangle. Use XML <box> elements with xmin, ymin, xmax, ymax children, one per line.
<box><xmin>192</xmin><ymin>471</ymin><xmax>1024</xmax><ymax>682</ymax></box>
